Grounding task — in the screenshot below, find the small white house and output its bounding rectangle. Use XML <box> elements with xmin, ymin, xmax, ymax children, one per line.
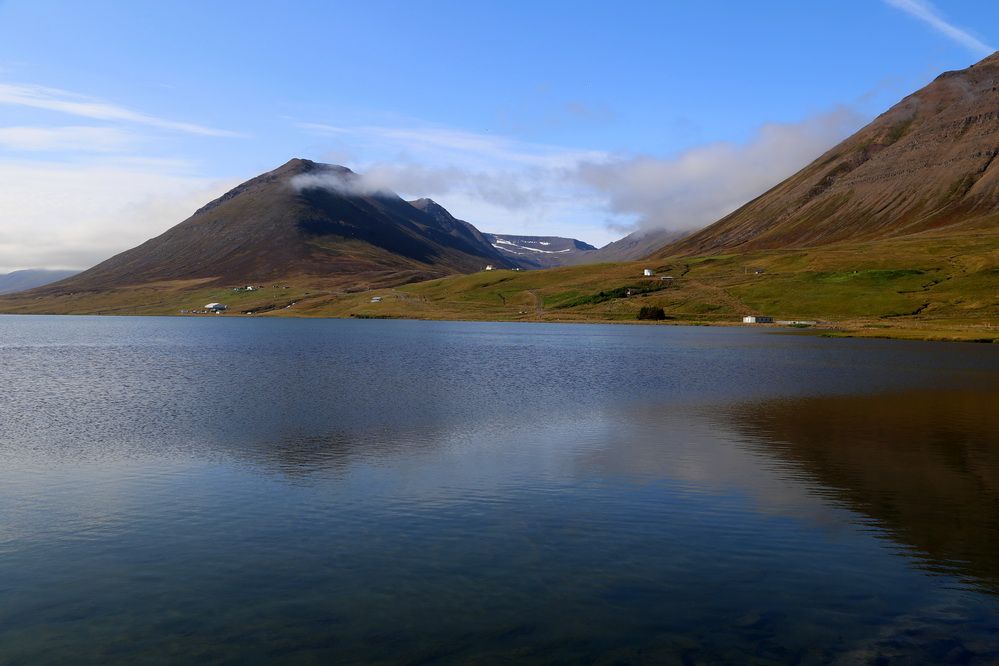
<box><xmin>370</xmin><ymin>296</ymin><xmax>382</xmax><ymax>303</ymax></box>
<box><xmin>643</xmin><ymin>268</ymin><xmax>654</xmax><ymax>277</ymax></box>
<box><xmin>485</xmin><ymin>265</ymin><xmax>495</xmax><ymax>271</ymax></box>
<box><xmin>205</xmin><ymin>302</ymin><xmax>228</xmax><ymax>312</ymax></box>
<box><xmin>742</xmin><ymin>315</ymin><xmax>773</xmax><ymax>324</ymax></box>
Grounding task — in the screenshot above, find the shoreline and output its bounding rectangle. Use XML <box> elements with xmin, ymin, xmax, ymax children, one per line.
<box><xmin>2</xmin><ymin>309</ymin><xmax>995</xmax><ymax>344</ymax></box>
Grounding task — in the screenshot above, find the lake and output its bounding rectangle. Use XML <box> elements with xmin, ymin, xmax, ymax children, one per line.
<box><xmin>1</xmin><ymin>316</ymin><xmax>997</xmax><ymax>664</ymax></box>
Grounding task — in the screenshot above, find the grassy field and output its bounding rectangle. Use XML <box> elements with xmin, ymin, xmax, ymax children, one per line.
<box><xmin>1</xmin><ymin>232</ymin><xmax>996</xmax><ymax>342</ymax></box>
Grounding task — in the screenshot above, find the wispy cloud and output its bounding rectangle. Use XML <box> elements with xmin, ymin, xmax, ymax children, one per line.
<box><xmin>577</xmin><ymin>108</ymin><xmax>863</xmax><ymax>233</ymax></box>
<box><xmin>299</xmin><ymin>122</ymin><xmax>604</xmax><ymax>169</ymax></box>
<box><xmin>298</xmin><ymin>109</ymin><xmax>861</xmax><ymax>243</ymax></box>
<box><xmin>0</xmin><ymin>82</ymin><xmax>240</xmax><ymax>137</ymax></box>
<box><xmin>297</xmin><ymin>121</ymin><xmax>617</xmax><ymax>242</ymax></box>
<box><xmin>0</xmin><ymin>125</ymin><xmax>136</xmax><ymax>152</ymax></box>
<box><xmin>883</xmin><ymin>0</ymin><xmax>994</xmax><ymax>56</ymax></box>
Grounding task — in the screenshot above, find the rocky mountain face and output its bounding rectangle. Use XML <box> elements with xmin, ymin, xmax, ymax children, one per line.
<box><xmin>30</xmin><ymin>159</ymin><xmax>510</xmax><ymax>295</ymax></box>
<box><xmin>663</xmin><ymin>51</ymin><xmax>999</xmax><ymax>256</ymax></box>
<box><xmin>484</xmin><ymin>233</ymin><xmax>598</xmax><ymax>269</ymax></box>
<box><xmin>407</xmin><ymin>198</ymin><xmax>508</xmax><ymax>262</ymax></box>
<box><xmin>0</xmin><ymin>269</ymin><xmax>79</xmax><ymax>295</ymax></box>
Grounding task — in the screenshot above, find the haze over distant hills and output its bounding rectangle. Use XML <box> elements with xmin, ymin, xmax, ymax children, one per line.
<box><xmin>582</xmin><ymin>228</ymin><xmax>688</xmax><ymax>263</ymax></box>
<box><xmin>663</xmin><ymin>52</ymin><xmax>999</xmax><ymax>256</ymax></box>
<box><xmin>0</xmin><ymin>269</ymin><xmax>79</xmax><ymax>295</ymax></box>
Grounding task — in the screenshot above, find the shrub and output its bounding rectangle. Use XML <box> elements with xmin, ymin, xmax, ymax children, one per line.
<box><xmin>637</xmin><ymin>306</ymin><xmax>667</xmax><ymax>321</ymax></box>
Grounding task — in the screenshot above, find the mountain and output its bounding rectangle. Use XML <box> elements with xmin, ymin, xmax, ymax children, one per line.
<box><xmin>0</xmin><ymin>269</ymin><xmax>79</xmax><ymax>295</ymax></box>
<box><xmin>582</xmin><ymin>228</ymin><xmax>688</xmax><ymax>263</ymax></box>
<box><xmin>484</xmin><ymin>233</ymin><xmax>598</xmax><ymax>269</ymax></box>
<box><xmin>25</xmin><ymin>159</ymin><xmax>509</xmax><ymax>296</ymax></box>
<box><xmin>482</xmin><ymin>229</ymin><xmax>687</xmax><ymax>269</ymax></box>
<box><xmin>664</xmin><ymin>52</ymin><xmax>999</xmax><ymax>256</ymax></box>
<box><xmin>407</xmin><ymin>198</ymin><xmax>508</xmax><ymax>262</ymax></box>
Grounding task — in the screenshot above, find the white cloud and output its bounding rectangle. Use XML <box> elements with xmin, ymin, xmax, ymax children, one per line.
<box><xmin>0</xmin><ymin>159</ymin><xmax>237</xmax><ymax>272</ymax></box>
<box><xmin>289</xmin><ymin>169</ymin><xmax>387</xmax><ymax>197</ymax></box>
<box><xmin>0</xmin><ymin>102</ymin><xmax>864</xmax><ymax>273</ymax></box>
<box><xmin>299</xmin><ymin>123</ymin><xmax>618</xmax><ymax>244</ymax></box>
<box><xmin>0</xmin><ymin>125</ymin><xmax>136</xmax><ymax>152</ymax></box>
<box><xmin>0</xmin><ymin>82</ymin><xmax>240</xmax><ymax>137</ymax></box>
<box><xmin>576</xmin><ymin>108</ymin><xmax>864</xmax><ymax>232</ymax></box>
<box><xmin>297</xmin><ymin>109</ymin><xmax>863</xmax><ymax>243</ymax></box>
<box><xmin>884</xmin><ymin>0</ymin><xmax>994</xmax><ymax>56</ymax></box>
<box><xmin>298</xmin><ymin>121</ymin><xmax>616</xmax><ymax>242</ymax></box>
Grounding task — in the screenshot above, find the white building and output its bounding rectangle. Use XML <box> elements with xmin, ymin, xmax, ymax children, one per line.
<box><xmin>485</xmin><ymin>265</ymin><xmax>495</xmax><ymax>271</ymax></box>
<box><xmin>742</xmin><ymin>315</ymin><xmax>773</xmax><ymax>324</ymax></box>
<box><xmin>205</xmin><ymin>302</ymin><xmax>228</xmax><ymax>312</ymax></box>
<box><xmin>643</xmin><ymin>268</ymin><xmax>654</xmax><ymax>277</ymax></box>
<box><xmin>370</xmin><ymin>296</ymin><xmax>382</xmax><ymax>303</ymax></box>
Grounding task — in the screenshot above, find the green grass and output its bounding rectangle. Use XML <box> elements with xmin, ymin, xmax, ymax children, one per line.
<box><xmin>0</xmin><ymin>231</ymin><xmax>996</xmax><ymax>342</ymax></box>
<box><xmin>813</xmin><ymin>269</ymin><xmax>926</xmax><ymax>284</ymax></box>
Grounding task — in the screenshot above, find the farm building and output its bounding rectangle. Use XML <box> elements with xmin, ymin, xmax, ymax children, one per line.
<box><xmin>485</xmin><ymin>265</ymin><xmax>495</xmax><ymax>271</ymax></box>
<box><xmin>205</xmin><ymin>303</ymin><xmax>228</xmax><ymax>312</ymax></box>
<box><xmin>643</xmin><ymin>268</ymin><xmax>654</xmax><ymax>277</ymax></box>
<box><xmin>742</xmin><ymin>315</ymin><xmax>773</xmax><ymax>324</ymax></box>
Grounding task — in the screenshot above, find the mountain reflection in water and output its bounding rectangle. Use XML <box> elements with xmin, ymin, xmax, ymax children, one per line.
<box><xmin>724</xmin><ymin>389</ymin><xmax>999</xmax><ymax>594</ymax></box>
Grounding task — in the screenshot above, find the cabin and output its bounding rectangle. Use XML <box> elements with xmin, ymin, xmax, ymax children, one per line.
<box><xmin>742</xmin><ymin>315</ymin><xmax>773</xmax><ymax>324</ymax></box>
<box><xmin>205</xmin><ymin>302</ymin><xmax>228</xmax><ymax>312</ymax></box>
<box><xmin>643</xmin><ymin>268</ymin><xmax>654</xmax><ymax>277</ymax></box>
<box><xmin>485</xmin><ymin>265</ymin><xmax>495</xmax><ymax>271</ymax></box>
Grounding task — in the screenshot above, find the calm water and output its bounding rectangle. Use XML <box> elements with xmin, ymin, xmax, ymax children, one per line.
<box><xmin>1</xmin><ymin>316</ymin><xmax>997</xmax><ymax>664</ymax></box>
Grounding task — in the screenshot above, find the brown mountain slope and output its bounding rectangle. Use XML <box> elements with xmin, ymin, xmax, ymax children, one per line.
<box><xmin>27</xmin><ymin>159</ymin><xmax>509</xmax><ymax>296</ymax></box>
<box><xmin>662</xmin><ymin>52</ymin><xmax>999</xmax><ymax>256</ymax></box>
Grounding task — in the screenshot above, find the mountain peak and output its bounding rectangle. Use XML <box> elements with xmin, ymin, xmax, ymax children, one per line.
<box><xmin>409</xmin><ymin>198</ymin><xmax>459</xmax><ymax>223</ymax></box>
<box><xmin>409</xmin><ymin>197</ymin><xmax>446</xmax><ymax>212</ymax></box>
<box><xmin>273</xmin><ymin>158</ymin><xmax>353</xmax><ymax>178</ymax></box>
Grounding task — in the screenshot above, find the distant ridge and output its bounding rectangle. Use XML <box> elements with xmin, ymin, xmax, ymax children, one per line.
<box><xmin>482</xmin><ymin>229</ymin><xmax>688</xmax><ymax>268</ymax></box>
<box><xmin>0</xmin><ymin>269</ymin><xmax>79</xmax><ymax>295</ymax></box>
<box><xmin>583</xmin><ymin>228</ymin><xmax>688</xmax><ymax>263</ymax></box>
<box><xmin>662</xmin><ymin>51</ymin><xmax>999</xmax><ymax>256</ymax></box>
<box><xmin>484</xmin><ymin>233</ymin><xmax>597</xmax><ymax>269</ymax></box>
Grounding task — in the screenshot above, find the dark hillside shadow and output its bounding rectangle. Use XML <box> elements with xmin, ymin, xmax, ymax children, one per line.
<box><xmin>723</xmin><ymin>388</ymin><xmax>999</xmax><ymax>594</ymax></box>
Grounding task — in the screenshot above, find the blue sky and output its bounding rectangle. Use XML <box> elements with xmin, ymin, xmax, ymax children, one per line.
<box><xmin>0</xmin><ymin>0</ymin><xmax>995</xmax><ymax>271</ymax></box>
